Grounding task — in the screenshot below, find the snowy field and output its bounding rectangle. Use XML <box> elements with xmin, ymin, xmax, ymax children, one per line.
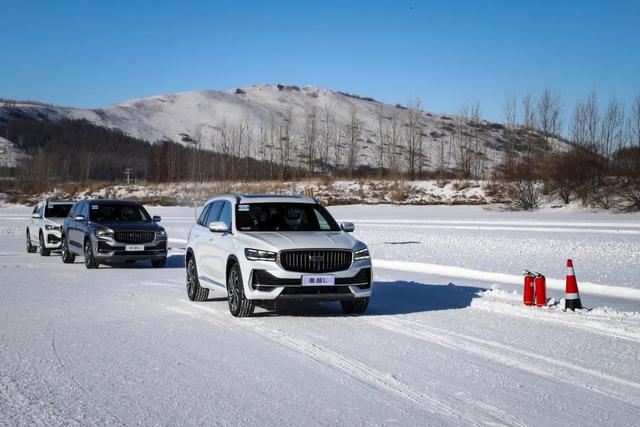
<box><xmin>1</xmin><ymin>203</ymin><xmax>639</xmax><ymax>426</ymax></box>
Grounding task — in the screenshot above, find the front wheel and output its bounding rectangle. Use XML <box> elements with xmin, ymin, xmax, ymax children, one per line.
<box><xmin>341</xmin><ymin>298</ymin><xmax>369</xmax><ymax>314</ymax></box>
<box><xmin>61</xmin><ymin>235</ymin><xmax>75</xmax><ymax>263</ymax></box>
<box><xmin>84</xmin><ymin>239</ymin><xmax>99</xmax><ymax>269</ymax></box>
<box><xmin>39</xmin><ymin>232</ymin><xmax>51</xmax><ymax>256</ymax></box>
<box><xmin>26</xmin><ymin>230</ymin><xmax>37</xmax><ymax>253</ymax></box>
<box><xmin>227</xmin><ymin>263</ymin><xmax>254</xmax><ymax>317</ymax></box>
<box><xmin>186</xmin><ymin>257</ymin><xmax>209</xmax><ymax>301</ymax></box>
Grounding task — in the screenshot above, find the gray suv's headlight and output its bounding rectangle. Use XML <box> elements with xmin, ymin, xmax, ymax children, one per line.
<box><xmin>354</xmin><ymin>247</ymin><xmax>370</xmax><ymax>260</ymax></box>
<box><xmin>45</xmin><ymin>224</ymin><xmax>61</xmax><ymax>231</ymax></box>
<box><xmin>244</xmin><ymin>248</ymin><xmax>277</xmax><ymax>261</ymax></box>
<box><xmin>95</xmin><ymin>229</ymin><xmax>113</xmax><ymax>238</ymax></box>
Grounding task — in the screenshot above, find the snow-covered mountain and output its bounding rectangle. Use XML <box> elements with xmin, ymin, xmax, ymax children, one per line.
<box><xmin>0</xmin><ymin>84</ymin><xmax>566</xmax><ymax>169</ymax></box>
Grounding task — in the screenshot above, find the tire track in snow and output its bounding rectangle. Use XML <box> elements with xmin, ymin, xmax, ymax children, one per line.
<box><xmin>169</xmin><ymin>303</ymin><xmax>502</xmax><ymax>426</ymax></box>
<box><xmin>361</xmin><ymin>316</ymin><xmax>640</xmax><ymax>410</ymax></box>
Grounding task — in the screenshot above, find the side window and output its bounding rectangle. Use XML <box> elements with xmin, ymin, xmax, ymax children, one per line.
<box><xmin>206</xmin><ymin>201</ymin><xmax>223</xmax><ymax>226</ymax></box>
<box><xmin>38</xmin><ymin>204</ymin><xmax>45</xmax><ymax>217</ymax></box>
<box><xmin>197</xmin><ymin>203</ymin><xmax>211</xmax><ymax>226</ymax></box>
<box><xmin>32</xmin><ymin>205</ymin><xmax>39</xmax><ymax>215</ymax></box>
<box><xmin>69</xmin><ymin>203</ymin><xmax>79</xmax><ymax>217</ymax></box>
<box><xmin>81</xmin><ymin>203</ymin><xmax>90</xmax><ymax>219</ymax></box>
<box><xmin>218</xmin><ymin>202</ymin><xmax>232</xmax><ymax>231</ymax></box>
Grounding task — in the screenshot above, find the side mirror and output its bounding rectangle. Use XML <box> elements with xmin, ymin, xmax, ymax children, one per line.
<box><xmin>341</xmin><ymin>222</ymin><xmax>355</xmax><ymax>232</ymax></box>
<box><xmin>209</xmin><ymin>221</ymin><xmax>229</xmax><ymax>232</ymax></box>
<box><xmin>32</xmin><ymin>213</ymin><xmax>41</xmax><ymax>219</ymax></box>
<box><xmin>74</xmin><ymin>215</ymin><xmax>86</xmax><ymax>222</ymax></box>
<box><xmin>152</xmin><ymin>215</ymin><xmax>161</xmax><ymax>222</ymax></box>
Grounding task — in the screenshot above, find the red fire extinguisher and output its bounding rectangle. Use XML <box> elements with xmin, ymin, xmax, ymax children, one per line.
<box><xmin>523</xmin><ymin>270</ymin><xmax>535</xmax><ymax>306</ymax></box>
<box><xmin>534</xmin><ymin>272</ymin><xmax>546</xmax><ymax>307</ymax></box>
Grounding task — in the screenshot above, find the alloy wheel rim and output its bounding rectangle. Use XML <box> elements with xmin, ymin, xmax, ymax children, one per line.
<box><xmin>187</xmin><ymin>261</ymin><xmax>196</xmax><ymax>297</ymax></box>
<box><xmin>228</xmin><ymin>270</ymin><xmax>239</xmax><ymax>311</ymax></box>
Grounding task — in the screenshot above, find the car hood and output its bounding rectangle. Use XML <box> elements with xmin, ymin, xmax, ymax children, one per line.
<box><xmin>237</xmin><ymin>231</ymin><xmax>359</xmax><ymax>251</ymax></box>
<box><xmin>45</xmin><ymin>218</ymin><xmax>65</xmax><ymax>226</ymax></box>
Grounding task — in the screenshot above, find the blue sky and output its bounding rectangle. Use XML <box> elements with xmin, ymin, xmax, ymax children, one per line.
<box><xmin>1</xmin><ymin>0</ymin><xmax>639</xmax><ymax>122</ymax></box>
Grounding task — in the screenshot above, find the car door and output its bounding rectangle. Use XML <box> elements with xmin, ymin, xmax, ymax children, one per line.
<box><xmin>208</xmin><ymin>201</ymin><xmax>234</xmax><ymax>285</ymax></box>
<box><xmin>197</xmin><ymin>201</ymin><xmax>224</xmax><ymax>282</ymax></box>
<box><xmin>28</xmin><ymin>204</ymin><xmax>41</xmax><ymax>244</ymax></box>
<box><xmin>68</xmin><ymin>201</ymin><xmax>85</xmax><ymax>252</ymax></box>
<box><xmin>191</xmin><ymin>202</ymin><xmax>211</xmax><ymax>265</ymax></box>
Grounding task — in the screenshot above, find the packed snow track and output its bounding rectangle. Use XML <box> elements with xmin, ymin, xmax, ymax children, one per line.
<box><xmin>1</xmin><ymin>204</ymin><xmax>639</xmax><ymax>426</ymax></box>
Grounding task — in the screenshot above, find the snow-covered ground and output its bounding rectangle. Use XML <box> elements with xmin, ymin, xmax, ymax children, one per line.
<box><xmin>1</xmin><ymin>204</ymin><xmax>639</xmax><ymax>425</ymax></box>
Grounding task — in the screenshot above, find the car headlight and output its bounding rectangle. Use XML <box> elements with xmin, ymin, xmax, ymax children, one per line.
<box><xmin>354</xmin><ymin>247</ymin><xmax>370</xmax><ymax>260</ymax></box>
<box><xmin>45</xmin><ymin>224</ymin><xmax>61</xmax><ymax>231</ymax></box>
<box><xmin>95</xmin><ymin>228</ymin><xmax>113</xmax><ymax>238</ymax></box>
<box><xmin>244</xmin><ymin>248</ymin><xmax>277</xmax><ymax>261</ymax></box>
<box><xmin>157</xmin><ymin>229</ymin><xmax>167</xmax><ymax>236</ymax></box>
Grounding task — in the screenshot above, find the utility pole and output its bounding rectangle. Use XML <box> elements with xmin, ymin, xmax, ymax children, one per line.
<box><xmin>124</xmin><ymin>168</ymin><xmax>134</xmax><ymax>184</ymax></box>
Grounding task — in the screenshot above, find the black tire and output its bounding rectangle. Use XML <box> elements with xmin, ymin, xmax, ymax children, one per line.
<box><xmin>26</xmin><ymin>230</ymin><xmax>37</xmax><ymax>253</ymax></box>
<box><xmin>227</xmin><ymin>263</ymin><xmax>254</xmax><ymax>317</ymax></box>
<box><xmin>39</xmin><ymin>232</ymin><xmax>51</xmax><ymax>256</ymax></box>
<box><xmin>61</xmin><ymin>235</ymin><xmax>75</xmax><ymax>263</ymax></box>
<box><xmin>341</xmin><ymin>297</ymin><xmax>370</xmax><ymax>315</ymax></box>
<box><xmin>84</xmin><ymin>238</ymin><xmax>99</xmax><ymax>269</ymax></box>
<box><xmin>151</xmin><ymin>257</ymin><xmax>166</xmax><ymax>268</ymax></box>
<box><xmin>186</xmin><ymin>257</ymin><xmax>209</xmax><ymax>301</ymax></box>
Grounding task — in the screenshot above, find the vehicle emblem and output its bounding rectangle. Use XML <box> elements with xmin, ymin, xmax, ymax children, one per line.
<box><xmin>309</xmin><ymin>255</ymin><xmax>324</xmax><ymax>263</ymax></box>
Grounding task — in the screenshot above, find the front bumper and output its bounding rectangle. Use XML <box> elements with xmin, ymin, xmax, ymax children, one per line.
<box><xmin>242</xmin><ymin>259</ymin><xmax>373</xmax><ymax>301</ymax></box>
<box><xmin>94</xmin><ymin>238</ymin><xmax>167</xmax><ymax>261</ymax></box>
<box><xmin>43</xmin><ymin>230</ymin><xmax>62</xmax><ymax>249</ymax></box>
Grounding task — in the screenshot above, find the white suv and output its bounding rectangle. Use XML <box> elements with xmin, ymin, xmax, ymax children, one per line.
<box><xmin>185</xmin><ymin>194</ymin><xmax>372</xmax><ymax>317</ymax></box>
<box><xmin>26</xmin><ymin>200</ymin><xmax>75</xmax><ymax>256</ymax></box>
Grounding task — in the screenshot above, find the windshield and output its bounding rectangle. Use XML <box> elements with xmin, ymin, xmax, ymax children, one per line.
<box><xmin>89</xmin><ymin>203</ymin><xmax>151</xmax><ymax>222</ymax></box>
<box><xmin>45</xmin><ymin>203</ymin><xmax>73</xmax><ymax>218</ymax></box>
<box><xmin>236</xmin><ymin>203</ymin><xmax>340</xmax><ymax>232</ymax></box>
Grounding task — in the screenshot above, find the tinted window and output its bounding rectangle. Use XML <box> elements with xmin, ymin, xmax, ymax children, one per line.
<box><xmin>235</xmin><ymin>203</ymin><xmax>339</xmax><ymax>232</ymax></box>
<box><xmin>197</xmin><ymin>203</ymin><xmax>212</xmax><ymax>226</ymax></box>
<box><xmin>218</xmin><ymin>202</ymin><xmax>232</xmax><ymax>230</ymax></box>
<box><xmin>206</xmin><ymin>201</ymin><xmax>223</xmax><ymax>226</ymax></box>
<box><xmin>81</xmin><ymin>203</ymin><xmax>90</xmax><ymax>219</ymax></box>
<box><xmin>68</xmin><ymin>203</ymin><xmax>79</xmax><ymax>217</ymax></box>
<box><xmin>89</xmin><ymin>203</ymin><xmax>151</xmax><ymax>222</ymax></box>
<box><xmin>45</xmin><ymin>203</ymin><xmax>73</xmax><ymax>218</ymax></box>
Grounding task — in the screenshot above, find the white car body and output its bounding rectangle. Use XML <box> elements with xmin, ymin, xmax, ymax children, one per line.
<box><xmin>27</xmin><ymin>200</ymin><xmax>74</xmax><ymax>252</ymax></box>
<box><xmin>186</xmin><ymin>194</ymin><xmax>372</xmax><ymax>313</ymax></box>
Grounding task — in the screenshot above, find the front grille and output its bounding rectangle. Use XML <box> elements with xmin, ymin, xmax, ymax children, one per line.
<box><xmin>251</xmin><ymin>268</ymin><xmax>370</xmax><ymax>289</ymax></box>
<box><xmin>114</xmin><ymin>231</ymin><xmax>155</xmax><ymax>244</ymax></box>
<box><xmin>279</xmin><ymin>250</ymin><xmax>352</xmax><ymax>273</ymax></box>
<box><xmin>98</xmin><ymin>241</ymin><xmax>166</xmax><ymax>253</ymax></box>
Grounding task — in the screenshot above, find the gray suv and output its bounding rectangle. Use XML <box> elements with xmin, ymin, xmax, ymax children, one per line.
<box><xmin>61</xmin><ymin>200</ymin><xmax>168</xmax><ymax>269</ymax></box>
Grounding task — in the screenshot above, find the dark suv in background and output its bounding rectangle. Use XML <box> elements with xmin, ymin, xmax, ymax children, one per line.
<box><xmin>61</xmin><ymin>200</ymin><xmax>168</xmax><ymax>269</ymax></box>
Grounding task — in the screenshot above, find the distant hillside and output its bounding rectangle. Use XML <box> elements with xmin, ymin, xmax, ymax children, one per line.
<box><xmin>0</xmin><ymin>84</ymin><xmax>567</xmax><ymax>173</ymax></box>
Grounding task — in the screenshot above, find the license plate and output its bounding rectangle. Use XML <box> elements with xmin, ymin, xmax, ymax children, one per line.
<box><xmin>302</xmin><ymin>275</ymin><xmax>335</xmax><ymax>286</ymax></box>
<box><xmin>125</xmin><ymin>244</ymin><xmax>145</xmax><ymax>251</ymax></box>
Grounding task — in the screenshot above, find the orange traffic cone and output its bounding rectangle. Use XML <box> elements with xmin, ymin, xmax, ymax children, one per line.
<box><xmin>565</xmin><ymin>259</ymin><xmax>582</xmax><ymax>310</ymax></box>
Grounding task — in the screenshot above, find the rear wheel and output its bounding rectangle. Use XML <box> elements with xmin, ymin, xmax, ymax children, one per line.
<box><xmin>186</xmin><ymin>257</ymin><xmax>209</xmax><ymax>301</ymax></box>
<box><xmin>61</xmin><ymin>235</ymin><xmax>75</xmax><ymax>263</ymax></box>
<box><xmin>341</xmin><ymin>297</ymin><xmax>369</xmax><ymax>315</ymax></box>
<box><xmin>26</xmin><ymin>230</ymin><xmax>37</xmax><ymax>253</ymax></box>
<box><xmin>39</xmin><ymin>232</ymin><xmax>51</xmax><ymax>256</ymax></box>
<box><xmin>84</xmin><ymin>239</ymin><xmax>99</xmax><ymax>269</ymax></box>
<box><xmin>227</xmin><ymin>263</ymin><xmax>254</xmax><ymax>317</ymax></box>
<box><xmin>151</xmin><ymin>257</ymin><xmax>166</xmax><ymax>268</ymax></box>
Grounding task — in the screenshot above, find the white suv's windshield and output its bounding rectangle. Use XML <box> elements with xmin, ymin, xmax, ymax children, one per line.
<box><xmin>235</xmin><ymin>203</ymin><xmax>340</xmax><ymax>232</ymax></box>
<box><xmin>45</xmin><ymin>203</ymin><xmax>73</xmax><ymax>218</ymax></box>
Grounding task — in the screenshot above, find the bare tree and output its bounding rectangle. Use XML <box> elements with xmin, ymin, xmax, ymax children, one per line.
<box><xmin>386</xmin><ymin>109</ymin><xmax>402</xmax><ymax>179</ymax></box>
<box><xmin>628</xmin><ymin>94</ymin><xmax>640</xmax><ymax>148</ymax></box>
<box><xmin>375</xmin><ymin>105</ymin><xmax>387</xmax><ymax>179</ymax></box>
<box><xmin>404</xmin><ymin>98</ymin><xmax>424</xmax><ymax>179</ymax></box>
<box><xmin>502</xmin><ymin>96</ymin><xmax>517</xmax><ymax>172</ymax></box>
<box><xmin>521</xmin><ymin>93</ymin><xmax>536</xmax><ymax>130</ymax></box>
<box><xmin>277</xmin><ymin>108</ymin><xmax>294</xmax><ymax>180</ymax></box>
<box><xmin>344</xmin><ymin>106</ymin><xmax>362</xmax><ymax>178</ymax></box>
<box><xmin>600</xmin><ymin>96</ymin><xmax>625</xmax><ymax>160</ymax></box>
<box><xmin>537</xmin><ymin>88</ymin><xmax>563</xmax><ymax>144</ymax></box>
<box><xmin>302</xmin><ymin>106</ymin><xmax>318</xmax><ymax>176</ymax></box>
<box><xmin>319</xmin><ymin>103</ymin><xmax>335</xmax><ymax>176</ymax></box>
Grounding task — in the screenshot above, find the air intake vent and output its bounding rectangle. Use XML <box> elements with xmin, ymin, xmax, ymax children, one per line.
<box><xmin>279</xmin><ymin>250</ymin><xmax>352</xmax><ymax>273</ymax></box>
